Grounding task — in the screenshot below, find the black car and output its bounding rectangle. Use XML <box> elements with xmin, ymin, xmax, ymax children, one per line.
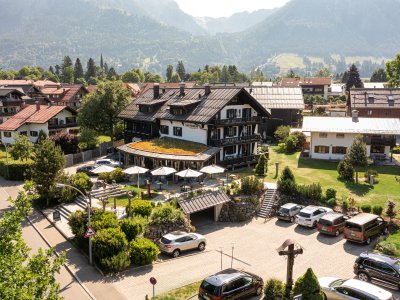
<box><xmin>76</xmin><ymin>165</ymin><xmax>96</xmax><ymax>176</ymax></box>
<box><xmin>354</xmin><ymin>252</ymin><xmax>400</xmax><ymax>290</ymax></box>
<box><xmin>198</xmin><ymin>268</ymin><xmax>263</xmax><ymax>300</ymax></box>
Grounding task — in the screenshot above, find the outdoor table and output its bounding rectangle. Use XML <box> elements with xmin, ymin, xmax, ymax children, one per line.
<box><xmin>156</xmin><ymin>181</ymin><xmax>163</xmax><ymax>190</ymax></box>
<box><xmin>181</xmin><ymin>185</ymin><xmax>191</xmax><ymax>192</ymax></box>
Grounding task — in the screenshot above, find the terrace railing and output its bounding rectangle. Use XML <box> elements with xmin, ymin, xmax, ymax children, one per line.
<box><xmin>211</xmin><ymin>116</ymin><xmax>261</xmax><ymax>126</ymax></box>
<box><xmin>208</xmin><ymin>134</ymin><xmax>261</xmax><ymax>147</ymax></box>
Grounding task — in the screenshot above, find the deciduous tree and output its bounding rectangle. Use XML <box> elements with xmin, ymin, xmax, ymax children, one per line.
<box><xmin>176</xmin><ymin>61</ymin><xmax>185</xmax><ymax>82</ymax></box>
<box><xmin>9</xmin><ymin>134</ymin><xmax>33</xmax><ymax>161</ymax></box>
<box><xmin>370</xmin><ymin>68</ymin><xmax>387</xmax><ymax>82</ymax></box>
<box><xmin>386</xmin><ymin>53</ymin><xmax>400</xmax><ymax>87</ymax></box>
<box><xmin>166</xmin><ymin>64</ymin><xmax>173</xmax><ymax>82</ymax></box>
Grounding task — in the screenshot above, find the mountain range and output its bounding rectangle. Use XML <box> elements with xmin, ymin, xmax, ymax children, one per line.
<box><xmin>0</xmin><ymin>0</ymin><xmax>400</xmax><ymax>74</ymax></box>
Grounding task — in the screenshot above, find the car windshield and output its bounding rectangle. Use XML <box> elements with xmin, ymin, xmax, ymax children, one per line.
<box><xmin>160</xmin><ymin>237</ymin><xmax>172</xmax><ymax>244</ymax></box>
<box><xmin>298</xmin><ymin>212</ymin><xmax>311</xmax><ymax>218</ymax></box>
<box><xmin>329</xmin><ymin>279</ymin><xmax>346</xmax><ymax>288</ymax></box>
<box><xmin>201</xmin><ymin>280</ymin><xmax>219</xmax><ymax>295</ymax></box>
<box><xmin>318</xmin><ymin>219</ymin><xmax>332</xmax><ymax>226</ymax></box>
<box><xmin>345</xmin><ymin>222</ymin><xmax>362</xmax><ymax>232</ymax></box>
<box><xmin>279</xmin><ymin>208</ymin><xmax>290</xmax><ymax>214</ymax></box>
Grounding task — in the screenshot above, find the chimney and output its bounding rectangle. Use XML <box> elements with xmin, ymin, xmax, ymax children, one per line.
<box><xmin>205</xmin><ymin>84</ymin><xmax>211</xmax><ymax>96</ymax></box>
<box><xmin>179</xmin><ymin>82</ymin><xmax>185</xmax><ymax>96</ymax></box>
<box><xmin>153</xmin><ymin>83</ymin><xmax>160</xmax><ymax>99</ymax></box>
<box><xmin>35</xmin><ymin>101</ymin><xmax>40</xmax><ymax>111</ymax></box>
<box><xmin>351</xmin><ymin>109</ymin><xmax>359</xmax><ymax>122</ymax></box>
<box><xmin>20</xmin><ymin>101</ymin><xmax>26</xmax><ymax>109</ymax></box>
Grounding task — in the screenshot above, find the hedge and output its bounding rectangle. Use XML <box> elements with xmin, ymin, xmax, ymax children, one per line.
<box><xmin>0</xmin><ymin>161</ymin><xmax>32</xmax><ymax>180</ymax></box>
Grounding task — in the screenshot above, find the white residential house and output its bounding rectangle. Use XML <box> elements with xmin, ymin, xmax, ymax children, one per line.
<box><xmin>302</xmin><ymin>111</ymin><xmax>400</xmax><ymax>161</ymax></box>
<box><xmin>0</xmin><ymin>102</ymin><xmax>79</xmax><ymax>144</ymax></box>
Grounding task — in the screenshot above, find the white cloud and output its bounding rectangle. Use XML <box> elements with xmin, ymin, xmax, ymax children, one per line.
<box><xmin>174</xmin><ymin>0</ymin><xmax>290</xmax><ymax>18</ymax></box>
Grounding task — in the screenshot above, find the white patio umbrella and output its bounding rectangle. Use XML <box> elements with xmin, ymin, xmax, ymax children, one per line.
<box><xmin>123</xmin><ymin>166</ymin><xmax>149</xmax><ymax>193</ymax></box>
<box><xmin>175</xmin><ymin>168</ymin><xmax>203</xmax><ymax>178</ymax></box>
<box><xmin>200</xmin><ymin>165</ymin><xmax>226</xmax><ymax>176</ymax></box>
<box><xmin>92</xmin><ymin>165</ymin><xmax>116</xmax><ymax>174</ymax></box>
<box><xmin>151</xmin><ymin>166</ymin><xmax>177</xmax><ymax>176</ymax></box>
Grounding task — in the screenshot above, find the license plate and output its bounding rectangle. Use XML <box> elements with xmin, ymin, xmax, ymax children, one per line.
<box><xmin>322</xmin><ymin>226</ymin><xmax>327</xmax><ymax>231</ymax></box>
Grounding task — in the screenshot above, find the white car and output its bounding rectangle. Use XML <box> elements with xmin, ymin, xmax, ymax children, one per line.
<box><xmin>319</xmin><ymin>277</ymin><xmax>393</xmax><ymax>300</ymax></box>
<box><xmin>158</xmin><ymin>231</ymin><xmax>207</xmax><ymax>258</ymax></box>
<box><xmin>95</xmin><ymin>158</ymin><xmax>121</xmax><ymax>168</ymax></box>
<box><xmin>295</xmin><ymin>205</ymin><xmax>332</xmax><ymax>228</ymax></box>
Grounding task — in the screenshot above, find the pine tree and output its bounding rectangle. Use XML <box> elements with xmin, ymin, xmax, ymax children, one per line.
<box><xmin>100</xmin><ymin>53</ymin><xmax>104</xmax><ymax>70</ymax></box>
<box><xmin>107</xmin><ymin>67</ymin><xmax>118</xmax><ymax>80</ymax></box>
<box><xmin>346</xmin><ymin>64</ymin><xmax>364</xmax><ymax>91</ymax></box>
<box><xmin>255</xmin><ymin>154</ymin><xmax>267</xmax><ymax>176</ymax></box>
<box><xmin>293</xmin><ymin>268</ymin><xmax>324</xmax><ymax>300</ymax></box>
<box><xmin>176</xmin><ymin>61</ymin><xmax>185</xmax><ymax>82</ymax></box>
<box><xmin>74</xmin><ymin>58</ymin><xmax>84</xmax><ymax>83</ymax></box>
<box><xmin>370</xmin><ymin>68</ymin><xmax>387</xmax><ymax>82</ymax></box>
<box><xmin>345</xmin><ymin>135</ymin><xmax>368</xmax><ymax>183</ymax></box>
<box><xmin>104</xmin><ymin>62</ymin><xmax>109</xmax><ymax>75</ymax></box>
<box><xmin>54</xmin><ymin>65</ymin><xmax>61</xmax><ymax>77</ymax></box>
<box><xmin>62</xmin><ymin>56</ymin><xmax>73</xmax><ymax>69</ymax></box>
<box><xmin>166</xmin><ymin>65</ymin><xmax>173</xmax><ymax>82</ymax></box>
<box><xmin>221</xmin><ymin>66</ymin><xmax>230</xmax><ymax>82</ymax></box>
<box><xmin>48</xmin><ymin>66</ymin><xmax>55</xmax><ymax>74</ymax></box>
<box><xmin>86</xmin><ymin>58</ymin><xmax>97</xmax><ymax>80</ymax></box>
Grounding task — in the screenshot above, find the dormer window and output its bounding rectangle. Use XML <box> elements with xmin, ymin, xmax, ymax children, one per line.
<box><xmin>171</xmin><ymin>107</ymin><xmax>184</xmax><ymax>115</ymax></box>
<box><xmin>388</xmin><ymin>95</ymin><xmax>394</xmax><ymax>105</ymax></box>
<box><xmin>139</xmin><ymin>105</ymin><xmax>153</xmax><ymax>113</ymax></box>
<box><xmin>368</xmin><ymin>94</ymin><xmax>374</xmax><ymax>102</ymax></box>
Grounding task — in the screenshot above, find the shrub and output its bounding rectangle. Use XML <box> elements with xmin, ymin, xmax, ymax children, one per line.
<box><xmin>50</xmin><ymin>131</ymin><xmax>79</xmax><ymax>154</ymax></box>
<box><xmin>364</xmin><ymin>169</ymin><xmax>379</xmax><ymax>179</ymax></box>
<box><xmin>277</xmin><ymin>179</ymin><xmax>297</xmax><ymax>196</ymax></box>
<box><xmin>327</xmin><ymin>198</ymin><xmax>336</xmax><ymax>208</ymax></box>
<box><xmin>92</xmin><ymin>228</ymin><xmax>128</xmax><ymax>260</ymax></box>
<box><xmin>284</xmin><ymin>134</ymin><xmax>298</xmax><ymax>153</ymax></box>
<box><xmin>255</xmin><ymin>154</ymin><xmax>268</xmax><ymax>176</ymax></box>
<box><xmin>361</xmin><ymin>204</ymin><xmax>372</xmax><ymax>213</ymax></box>
<box><xmin>0</xmin><ymin>161</ymin><xmax>32</xmax><ymax>181</ymax></box>
<box><xmin>392</xmin><ymin>146</ymin><xmax>400</xmax><ymax>154</ymax></box>
<box><xmin>126</xmin><ymin>200</ymin><xmax>153</xmax><ymax>218</ymax></box>
<box><xmin>337</xmin><ymin>159</ymin><xmax>354</xmax><ymax>181</ymax></box>
<box><xmin>293</xmin><ymin>268</ymin><xmax>324</xmax><ymax>300</ymax></box>
<box><xmin>280</xmin><ymin>166</ymin><xmax>295</xmax><ymax>182</ymax></box>
<box><xmin>120</xmin><ymin>217</ymin><xmax>146</xmax><ymax>242</ymax></box>
<box><xmin>98</xmin><ymin>168</ymin><xmax>125</xmax><ymax>184</ymax></box>
<box><xmin>240</xmin><ymin>176</ymin><xmax>263</xmax><ymax>195</ymax></box>
<box><xmin>78</xmin><ymin>128</ymin><xmax>98</xmax><ymax>151</ymax></box>
<box><xmin>91</xmin><ymin>210</ymin><xmax>119</xmax><ymax>231</ymax></box>
<box><xmin>291</xmin><ymin>131</ymin><xmax>306</xmax><ymax>150</ymax></box>
<box><xmin>68</xmin><ymin>210</ymin><xmax>87</xmax><ymax>241</ymax></box>
<box><xmin>99</xmin><ymin>250</ymin><xmax>131</xmax><ymax>273</ymax></box>
<box><xmin>297</xmin><ymin>183</ymin><xmax>322</xmax><ymax>201</ymax></box>
<box><xmin>70</xmin><ymin>172</ymin><xmax>93</xmax><ymax>194</ymax></box>
<box><xmin>129</xmin><ymin>238</ymin><xmax>159</xmax><ymax>266</ymax></box>
<box><xmin>342</xmin><ymin>200</ymin><xmax>349</xmax><ymax>211</ymax></box>
<box><xmin>386</xmin><ymin>201</ymin><xmax>397</xmax><ymax>222</ymax></box>
<box><xmin>375</xmin><ymin>238</ymin><xmax>400</xmax><ymax>257</ymax></box>
<box><xmin>372</xmin><ymin>205</ymin><xmax>383</xmax><ymax>216</ymax></box>
<box><xmin>277</xmin><ymin>143</ymin><xmax>286</xmax><ymax>153</ymax></box>
<box><xmin>263</xmin><ymin>278</ymin><xmax>285</xmax><ymax>300</ymax></box>
<box><xmin>274</xmin><ymin>125</ymin><xmax>291</xmax><ymax>142</ymax></box>
<box><xmin>150</xmin><ymin>204</ymin><xmax>186</xmax><ymax>225</ymax></box>
<box><xmin>325</xmin><ymin>188</ymin><xmax>337</xmax><ymax>200</ymax></box>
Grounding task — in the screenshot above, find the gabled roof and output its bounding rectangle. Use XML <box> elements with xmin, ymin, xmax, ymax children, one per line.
<box><xmin>247</xmin><ymin>86</ymin><xmax>304</xmax><ymax>110</ymax></box>
<box><xmin>138</xmin><ymin>82</ymin><xmax>196</xmax><ymax>97</ymax></box>
<box><xmin>0</xmin><ymin>88</ymin><xmax>25</xmax><ymax>97</ymax></box>
<box><xmin>302</xmin><ymin>116</ymin><xmax>400</xmax><ymax>135</ymax></box>
<box><xmin>349</xmin><ymin>88</ymin><xmax>400</xmax><ymax>109</ymax></box>
<box><xmin>281</xmin><ymin>77</ymin><xmax>331</xmax><ymax>87</ymax></box>
<box><xmin>178</xmin><ymin>190</ymin><xmax>230</xmax><ymax>214</ymax></box>
<box><xmin>0</xmin><ymin>104</ymin><xmax>76</xmax><ymax>131</ymax></box>
<box><xmin>41</xmin><ymin>84</ymin><xmax>88</xmax><ymax>103</ymax></box>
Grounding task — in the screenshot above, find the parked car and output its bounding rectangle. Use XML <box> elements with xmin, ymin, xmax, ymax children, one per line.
<box><xmin>295</xmin><ymin>206</ymin><xmax>332</xmax><ymax>228</ymax></box>
<box><xmin>354</xmin><ymin>252</ymin><xmax>400</xmax><ymax>290</ymax></box>
<box><xmin>317</xmin><ymin>212</ymin><xmax>349</xmax><ymax>236</ymax></box>
<box><xmin>343</xmin><ymin>213</ymin><xmax>388</xmax><ymax>244</ymax></box>
<box><xmin>76</xmin><ymin>164</ymin><xmax>97</xmax><ymax>176</ymax></box>
<box><xmin>95</xmin><ymin>158</ymin><xmax>121</xmax><ymax>168</ymax></box>
<box><xmin>277</xmin><ymin>203</ymin><xmax>304</xmax><ymax>222</ymax></box>
<box><xmin>319</xmin><ymin>277</ymin><xmax>393</xmax><ymax>300</ymax></box>
<box><xmin>198</xmin><ymin>268</ymin><xmax>263</xmax><ymax>300</ymax></box>
<box><xmin>158</xmin><ymin>231</ymin><xmax>206</xmax><ymax>258</ymax></box>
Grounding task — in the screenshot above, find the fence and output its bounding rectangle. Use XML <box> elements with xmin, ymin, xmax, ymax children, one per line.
<box><xmin>64</xmin><ymin>139</ymin><xmax>124</xmax><ymax>167</ymax></box>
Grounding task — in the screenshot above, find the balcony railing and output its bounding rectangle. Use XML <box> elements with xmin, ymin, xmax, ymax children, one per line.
<box><xmin>363</xmin><ymin>136</ymin><xmax>396</xmax><ymax>147</ymax></box>
<box><xmin>219</xmin><ymin>154</ymin><xmax>260</xmax><ymax>166</ymax></box>
<box><xmin>208</xmin><ymin>134</ymin><xmax>261</xmax><ymax>147</ymax></box>
<box><xmin>211</xmin><ymin>116</ymin><xmax>261</xmax><ymax>126</ymax></box>
<box><xmin>48</xmin><ymin>122</ymin><xmax>78</xmax><ymax>129</ymax></box>
<box><xmin>124</xmin><ymin>130</ymin><xmax>154</xmax><ymax>139</ymax></box>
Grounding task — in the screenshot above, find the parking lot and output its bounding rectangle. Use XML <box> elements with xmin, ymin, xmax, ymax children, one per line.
<box><xmin>111</xmin><ymin>216</ymin><xmax>400</xmax><ymax>299</ymax></box>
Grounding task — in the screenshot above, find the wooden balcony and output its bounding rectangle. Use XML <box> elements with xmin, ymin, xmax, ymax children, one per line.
<box><xmin>219</xmin><ymin>154</ymin><xmax>260</xmax><ymax>166</ymax></box>
<box><xmin>210</xmin><ymin>116</ymin><xmax>261</xmax><ymax>126</ymax></box>
<box><xmin>48</xmin><ymin>122</ymin><xmax>78</xmax><ymax>129</ymax></box>
<box><xmin>208</xmin><ymin>134</ymin><xmax>261</xmax><ymax>147</ymax></box>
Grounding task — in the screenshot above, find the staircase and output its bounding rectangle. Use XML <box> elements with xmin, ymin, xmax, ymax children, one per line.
<box><xmin>258</xmin><ymin>184</ymin><xmax>278</xmax><ymax>219</ymax></box>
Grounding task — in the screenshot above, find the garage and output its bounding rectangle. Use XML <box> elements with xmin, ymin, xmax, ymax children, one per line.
<box><xmin>178</xmin><ymin>190</ymin><xmax>231</xmax><ymax>226</ymax></box>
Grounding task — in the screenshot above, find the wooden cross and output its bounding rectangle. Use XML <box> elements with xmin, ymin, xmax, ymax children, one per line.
<box><xmin>277</xmin><ymin>240</ymin><xmax>304</xmax><ymax>299</ymax></box>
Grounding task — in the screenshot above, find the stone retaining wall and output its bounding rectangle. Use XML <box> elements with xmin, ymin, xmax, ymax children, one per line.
<box><xmin>218</xmin><ymin>197</ymin><xmax>260</xmax><ymax>222</ymax></box>
<box><xmin>144</xmin><ymin>219</ymin><xmax>192</xmax><ymax>241</ymax></box>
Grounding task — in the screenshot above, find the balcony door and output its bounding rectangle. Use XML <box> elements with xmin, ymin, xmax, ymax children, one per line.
<box><xmin>242</xmin><ymin>108</ymin><xmax>251</xmax><ymax>118</ymax></box>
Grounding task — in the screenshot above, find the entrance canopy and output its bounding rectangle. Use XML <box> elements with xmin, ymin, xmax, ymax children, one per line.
<box><xmin>178</xmin><ymin>190</ymin><xmax>230</xmax><ymax>215</ymax></box>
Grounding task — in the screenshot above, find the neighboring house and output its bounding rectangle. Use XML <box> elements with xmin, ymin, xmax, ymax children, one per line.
<box><xmin>118</xmin><ymin>84</ymin><xmax>270</xmax><ymax>169</ymax></box>
<box><xmin>0</xmin><ymin>103</ymin><xmax>78</xmax><ymax>144</ymax></box>
<box><xmin>0</xmin><ymin>88</ymin><xmax>28</xmax><ymax>124</ymax></box>
<box><xmin>302</xmin><ymin>111</ymin><xmax>399</xmax><ymax>161</ymax></box>
<box><xmin>247</xmin><ymin>86</ymin><xmax>304</xmax><ymax>135</ymax></box>
<box><xmin>0</xmin><ymin>80</ymin><xmax>48</xmax><ymax>104</ymax></box>
<box><xmin>363</xmin><ymin>82</ymin><xmax>388</xmax><ymax>89</ymax></box>
<box><xmin>348</xmin><ymin>88</ymin><xmax>400</xmax><ymax>118</ymax></box>
<box><xmin>41</xmin><ymin>84</ymin><xmax>89</xmax><ymax>108</ymax></box>
<box><xmin>281</xmin><ymin>77</ymin><xmax>332</xmax><ymax>100</ymax></box>
<box><xmin>328</xmin><ymin>83</ymin><xmax>345</xmax><ymax>98</ymax></box>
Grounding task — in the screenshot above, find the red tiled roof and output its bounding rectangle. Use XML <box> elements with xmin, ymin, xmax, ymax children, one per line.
<box><xmin>41</xmin><ymin>84</ymin><xmax>88</xmax><ymax>103</ymax></box>
<box><xmin>0</xmin><ymin>104</ymin><xmax>73</xmax><ymax>131</ymax></box>
<box><xmin>0</xmin><ymin>80</ymin><xmax>59</xmax><ymax>89</ymax></box>
<box><xmin>281</xmin><ymin>77</ymin><xmax>331</xmax><ymax>87</ymax></box>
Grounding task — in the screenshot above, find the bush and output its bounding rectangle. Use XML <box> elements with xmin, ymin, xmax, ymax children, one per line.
<box><xmin>375</xmin><ymin>238</ymin><xmax>400</xmax><ymax>257</ymax></box>
<box><xmin>291</xmin><ymin>131</ymin><xmax>306</xmax><ymax>150</ymax></box>
<box><xmin>297</xmin><ymin>183</ymin><xmax>322</xmax><ymax>201</ymax></box>
<box><xmin>255</xmin><ymin>154</ymin><xmax>267</xmax><ymax>176</ymax></box>
<box><xmin>91</xmin><ymin>210</ymin><xmax>119</xmax><ymax>231</ymax></box>
<box><xmin>277</xmin><ymin>179</ymin><xmax>297</xmax><ymax>196</ymax></box>
<box><xmin>99</xmin><ymin>251</ymin><xmax>131</xmax><ymax>273</ymax></box>
<box><xmin>284</xmin><ymin>135</ymin><xmax>298</xmax><ymax>153</ymax></box>
<box><xmin>68</xmin><ymin>210</ymin><xmax>87</xmax><ymax>240</ymax></box>
<box><xmin>372</xmin><ymin>205</ymin><xmax>383</xmax><ymax>216</ymax></box>
<box><xmin>293</xmin><ymin>268</ymin><xmax>324</xmax><ymax>300</ymax></box>
<box><xmin>98</xmin><ymin>168</ymin><xmax>125</xmax><ymax>183</ymax></box>
<box><xmin>70</xmin><ymin>172</ymin><xmax>93</xmax><ymax>194</ymax></box>
<box><xmin>361</xmin><ymin>204</ymin><xmax>372</xmax><ymax>213</ymax></box>
<box><xmin>0</xmin><ymin>161</ymin><xmax>32</xmax><ymax>180</ymax></box>
<box><xmin>280</xmin><ymin>166</ymin><xmax>295</xmax><ymax>182</ymax></box>
<box><xmin>277</xmin><ymin>143</ymin><xmax>286</xmax><ymax>153</ymax></box>
<box><xmin>392</xmin><ymin>146</ymin><xmax>400</xmax><ymax>154</ymax></box>
<box><xmin>240</xmin><ymin>176</ymin><xmax>263</xmax><ymax>195</ymax></box>
<box><xmin>365</xmin><ymin>169</ymin><xmax>379</xmax><ymax>183</ymax></box>
<box><xmin>126</xmin><ymin>200</ymin><xmax>153</xmax><ymax>218</ymax></box>
<box><xmin>50</xmin><ymin>131</ymin><xmax>79</xmax><ymax>154</ymax></box>
<box><xmin>327</xmin><ymin>198</ymin><xmax>336</xmax><ymax>208</ymax></box>
<box><xmin>274</xmin><ymin>125</ymin><xmax>290</xmax><ymax>142</ymax></box>
<box><xmin>150</xmin><ymin>204</ymin><xmax>186</xmax><ymax>225</ymax></box>
<box><xmin>78</xmin><ymin>128</ymin><xmax>98</xmax><ymax>151</ymax></box>
<box><xmin>120</xmin><ymin>217</ymin><xmax>146</xmax><ymax>242</ymax></box>
<box><xmin>263</xmin><ymin>278</ymin><xmax>285</xmax><ymax>300</ymax></box>
<box><xmin>342</xmin><ymin>200</ymin><xmax>349</xmax><ymax>211</ymax></box>
<box><xmin>129</xmin><ymin>238</ymin><xmax>159</xmax><ymax>266</ymax></box>
<box><xmin>92</xmin><ymin>228</ymin><xmax>128</xmax><ymax>260</ymax></box>
<box><xmin>325</xmin><ymin>188</ymin><xmax>337</xmax><ymax>200</ymax></box>
<box><xmin>337</xmin><ymin>159</ymin><xmax>354</xmax><ymax>181</ymax></box>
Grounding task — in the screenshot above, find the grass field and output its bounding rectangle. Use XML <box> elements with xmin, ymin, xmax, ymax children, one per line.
<box><xmin>153</xmin><ymin>281</ymin><xmax>201</xmax><ymax>300</ymax></box>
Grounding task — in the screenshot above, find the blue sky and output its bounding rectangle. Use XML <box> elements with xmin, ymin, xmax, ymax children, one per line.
<box><xmin>174</xmin><ymin>0</ymin><xmax>289</xmax><ymax>18</ymax></box>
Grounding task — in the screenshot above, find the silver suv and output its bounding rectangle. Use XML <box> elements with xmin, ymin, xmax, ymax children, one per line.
<box><xmin>277</xmin><ymin>203</ymin><xmax>304</xmax><ymax>222</ymax></box>
<box><xmin>158</xmin><ymin>231</ymin><xmax>206</xmax><ymax>258</ymax></box>
<box><xmin>95</xmin><ymin>158</ymin><xmax>121</xmax><ymax>168</ymax></box>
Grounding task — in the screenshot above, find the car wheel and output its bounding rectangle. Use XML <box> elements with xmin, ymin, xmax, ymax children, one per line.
<box><xmin>313</xmin><ymin>221</ymin><xmax>317</xmax><ymax>228</ymax></box>
<box><xmin>383</xmin><ymin>227</ymin><xmax>389</xmax><ymax>235</ymax></box>
<box><xmin>366</xmin><ymin>237</ymin><xmax>371</xmax><ymax>245</ymax></box>
<box><xmin>335</xmin><ymin>230</ymin><xmax>340</xmax><ymax>237</ymax></box>
<box><xmin>255</xmin><ymin>285</ymin><xmax>263</xmax><ymax>296</ymax></box>
<box><xmin>198</xmin><ymin>242</ymin><xmax>205</xmax><ymax>251</ymax></box>
<box><xmin>290</xmin><ymin>216</ymin><xmax>295</xmax><ymax>223</ymax></box>
<box><xmin>358</xmin><ymin>272</ymin><xmax>370</xmax><ymax>282</ymax></box>
<box><xmin>172</xmin><ymin>249</ymin><xmax>180</xmax><ymax>258</ymax></box>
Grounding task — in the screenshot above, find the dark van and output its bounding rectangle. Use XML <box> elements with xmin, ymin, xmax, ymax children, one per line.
<box><xmin>317</xmin><ymin>212</ymin><xmax>348</xmax><ymax>236</ymax></box>
<box><xmin>344</xmin><ymin>213</ymin><xmax>388</xmax><ymax>244</ymax></box>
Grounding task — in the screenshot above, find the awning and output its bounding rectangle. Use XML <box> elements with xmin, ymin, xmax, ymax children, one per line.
<box><xmin>178</xmin><ymin>190</ymin><xmax>230</xmax><ymax>214</ymax></box>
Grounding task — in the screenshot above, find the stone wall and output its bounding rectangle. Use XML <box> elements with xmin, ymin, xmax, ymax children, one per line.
<box><xmin>144</xmin><ymin>219</ymin><xmax>192</xmax><ymax>241</ymax></box>
<box><xmin>218</xmin><ymin>197</ymin><xmax>260</xmax><ymax>222</ymax></box>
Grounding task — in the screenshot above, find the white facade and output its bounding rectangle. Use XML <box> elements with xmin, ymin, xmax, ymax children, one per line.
<box><xmin>159</xmin><ymin>120</ymin><xmax>208</xmax><ymax>145</ymax></box>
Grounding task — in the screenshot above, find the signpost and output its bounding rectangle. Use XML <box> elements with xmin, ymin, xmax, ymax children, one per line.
<box><xmin>84</xmin><ymin>226</ymin><xmax>96</xmax><ymax>238</ymax></box>
<box><xmin>293</xmin><ymin>294</ymin><xmax>302</xmax><ymax>300</ymax></box>
<box><xmin>53</xmin><ymin>210</ymin><xmax>61</xmax><ymax>222</ymax></box>
<box><xmin>149</xmin><ymin>277</ymin><xmax>157</xmax><ymax>298</ymax></box>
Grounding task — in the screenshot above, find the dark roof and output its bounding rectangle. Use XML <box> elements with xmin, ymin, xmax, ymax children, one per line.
<box><xmin>360</xmin><ymin>252</ymin><xmax>399</xmax><ymax>266</ymax></box>
<box><xmin>247</xmin><ymin>86</ymin><xmax>304</xmax><ymax>110</ymax></box>
<box><xmin>119</xmin><ymin>87</ymin><xmax>270</xmax><ymax>124</ymax></box>
<box><xmin>350</xmin><ymin>88</ymin><xmax>400</xmax><ymax>109</ymax></box>
<box><xmin>0</xmin><ymin>88</ymin><xmax>25</xmax><ymax>97</ymax></box>
<box><xmin>178</xmin><ymin>190</ymin><xmax>230</xmax><ymax>214</ymax></box>
<box><xmin>281</xmin><ymin>77</ymin><xmax>331</xmax><ymax>87</ymax></box>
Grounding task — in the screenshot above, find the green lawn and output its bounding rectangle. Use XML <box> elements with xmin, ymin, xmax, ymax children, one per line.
<box><xmin>376</xmin><ymin>230</ymin><xmax>400</xmax><ymax>257</ymax></box>
<box><xmin>153</xmin><ymin>281</ymin><xmax>201</xmax><ymax>300</ymax></box>
<box><xmin>264</xmin><ymin>147</ymin><xmax>400</xmax><ymax>207</ymax></box>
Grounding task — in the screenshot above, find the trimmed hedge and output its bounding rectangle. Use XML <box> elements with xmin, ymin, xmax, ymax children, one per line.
<box><xmin>0</xmin><ymin>161</ymin><xmax>32</xmax><ymax>180</ymax></box>
<box><xmin>129</xmin><ymin>238</ymin><xmax>159</xmax><ymax>266</ymax></box>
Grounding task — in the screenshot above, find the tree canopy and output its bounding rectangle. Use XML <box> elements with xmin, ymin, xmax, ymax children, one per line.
<box><xmin>386</xmin><ymin>53</ymin><xmax>400</xmax><ymax>87</ymax></box>
<box><xmin>370</xmin><ymin>68</ymin><xmax>387</xmax><ymax>82</ymax></box>
<box><xmin>346</xmin><ymin>64</ymin><xmax>364</xmax><ymax>91</ymax></box>
<box><xmin>345</xmin><ymin>135</ymin><xmax>368</xmax><ymax>183</ymax></box>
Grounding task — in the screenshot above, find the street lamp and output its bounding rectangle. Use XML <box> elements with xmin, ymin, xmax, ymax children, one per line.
<box><xmin>55</xmin><ymin>183</ymin><xmax>93</xmax><ymax>264</ymax></box>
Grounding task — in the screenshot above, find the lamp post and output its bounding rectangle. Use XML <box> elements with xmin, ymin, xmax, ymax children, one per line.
<box><xmin>55</xmin><ymin>183</ymin><xmax>92</xmax><ymax>264</ymax></box>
